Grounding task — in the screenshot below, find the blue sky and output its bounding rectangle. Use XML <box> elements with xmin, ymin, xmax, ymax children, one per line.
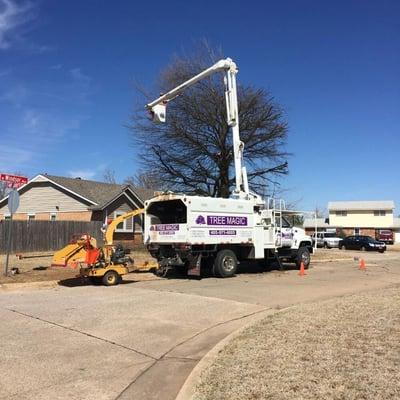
<box><xmin>0</xmin><ymin>0</ymin><xmax>399</xmax><ymax>212</ymax></box>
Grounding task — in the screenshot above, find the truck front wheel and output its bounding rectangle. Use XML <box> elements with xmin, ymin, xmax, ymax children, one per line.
<box><xmin>213</xmin><ymin>249</ymin><xmax>237</xmax><ymax>278</ymax></box>
<box><xmin>296</xmin><ymin>247</ymin><xmax>310</xmax><ymax>269</ymax></box>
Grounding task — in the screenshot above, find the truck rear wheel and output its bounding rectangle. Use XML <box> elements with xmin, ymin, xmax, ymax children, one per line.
<box><xmin>296</xmin><ymin>247</ymin><xmax>310</xmax><ymax>269</ymax></box>
<box><xmin>213</xmin><ymin>249</ymin><xmax>237</xmax><ymax>278</ymax></box>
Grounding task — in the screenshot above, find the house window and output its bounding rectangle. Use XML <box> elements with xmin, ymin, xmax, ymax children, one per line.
<box><xmin>114</xmin><ymin>211</ymin><xmax>133</xmax><ymax>232</ymax></box>
<box><xmin>50</xmin><ymin>213</ymin><xmax>57</xmax><ymax>221</ymax></box>
<box><xmin>336</xmin><ymin>211</ymin><xmax>347</xmax><ymax>216</ymax></box>
<box><xmin>4</xmin><ymin>214</ymin><xmax>11</xmax><ymax>220</ymax></box>
<box><xmin>374</xmin><ymin>210</ymin><xmax>386</xmax><ymax>216</ymax></box>
<box><xmin>354</xmin><ymin>228</ymin><xmax>360</xmax><ymax>235</ymax></box>
<box><xmin>28</xmin><ymin>214</ymin><xmax>35</xmax><ymax>221</ymax></box>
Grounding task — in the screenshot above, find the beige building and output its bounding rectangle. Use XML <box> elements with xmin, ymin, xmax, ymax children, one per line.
<box><xmin>328</xmin><ymin>200</ymin><xmax>395</xmax><ymax>238</ymax></box>
<box><xmin>304</xmin><ymin>200</ymin><xmax>399</xmax><ymax>243</ymax></box>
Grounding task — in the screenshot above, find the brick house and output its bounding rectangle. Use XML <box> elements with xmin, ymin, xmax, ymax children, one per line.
<box><xmin>304</xmin><ymin>200</ymin><xmax>399</xmax><ymax>242</ymax></box>
<box><xmin>0</xmin><ymin>174</ymin><xmax>155</xmax><ymax>243</ymax></box>
<box><xmin>328</xmin><ymin>200</ymin><xmax>395</xmax><ymax>238</ymax></box>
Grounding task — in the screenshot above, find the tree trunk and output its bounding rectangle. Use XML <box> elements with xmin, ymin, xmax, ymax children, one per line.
<box><xmin>218</xmin><ymin>165</ymin><xmax>230</xmax><ymax>198</ymax></box>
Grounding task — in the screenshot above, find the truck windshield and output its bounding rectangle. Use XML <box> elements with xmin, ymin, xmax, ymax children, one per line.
<box><xmin>147</xmin><ymin>199</ymin><xmax>187</xmax><ymax>224</ymax></box>
<box><xmin>275</xmin><ymin>216</ymin><xmax>291</xmax><ymax>228</ymax></box>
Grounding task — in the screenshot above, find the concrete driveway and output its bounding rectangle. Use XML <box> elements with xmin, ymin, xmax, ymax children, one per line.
<box><xmin>1</xmin><ymin>250</ymin><xmax>399</xmax><ymax>400</ymax></box>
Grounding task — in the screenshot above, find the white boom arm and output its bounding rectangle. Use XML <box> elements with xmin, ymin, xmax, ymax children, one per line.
<box><xmin>146</xmin><ymin>58</ymin><xmax>249</xmax><ymax>197</ymax></box>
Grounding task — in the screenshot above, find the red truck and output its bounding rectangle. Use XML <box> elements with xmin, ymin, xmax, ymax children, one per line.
<box><xmin>375</xmin><ymin>229</ymin><xmax>394</xmax><ymax>245</ymax></box>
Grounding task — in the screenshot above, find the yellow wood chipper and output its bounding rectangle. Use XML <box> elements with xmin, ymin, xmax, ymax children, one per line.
<box><xmin>52</xmin><ymin>209</ymin><xmax>144</xmax><ymax>286</ymax></box>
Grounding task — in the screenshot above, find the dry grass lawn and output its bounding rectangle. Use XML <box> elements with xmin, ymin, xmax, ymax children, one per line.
<box><xmin>195</xmin><ymin>287</ymin><xmax>400</xmax><ymax>400</ymax></box>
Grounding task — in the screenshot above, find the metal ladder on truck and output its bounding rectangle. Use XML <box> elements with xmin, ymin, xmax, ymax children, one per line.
<box><xmin>266</xmin><ymin>198</ymin><xmax>285</xmax><ymax>269</ymax></box>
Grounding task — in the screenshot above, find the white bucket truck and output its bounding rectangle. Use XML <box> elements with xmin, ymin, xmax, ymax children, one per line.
<box><xmin>144</xmin><ymin>58</ymin><xmax>313</xmax><ymax>277</ymax></box>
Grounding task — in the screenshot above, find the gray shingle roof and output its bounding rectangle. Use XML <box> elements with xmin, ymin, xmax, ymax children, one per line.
<box><xmin>303</xmin><ymin>218</ymin><xmax>331</xmax><ymax>228</ymax></box>
<box><xmin>45</xmin><ymin>175</ymin><xmax>155</xmax><ymax>208</ymax></box>
<box><xmin>328</xmin><ymin>200</ymin><xmax>395</xmax><ymax>211</ymax></box>
<box><xmin>132</xmin><ymin>188</ymin><xmax>157</xmax><ymax>203</ymax></box>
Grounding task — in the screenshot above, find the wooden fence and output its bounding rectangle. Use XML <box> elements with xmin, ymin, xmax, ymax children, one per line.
<box><xmin>0</xmin><ymin>220</ymin><xmax>104</xmax><ymax>254</ymax></box>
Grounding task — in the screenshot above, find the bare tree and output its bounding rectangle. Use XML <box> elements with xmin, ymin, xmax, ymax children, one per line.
<box><xmin>103</xmin><ymin>168</ymin><xmax>116</xmax><ymax>184</ymax></box>
<box><xmin>124</xmin><ymin>170</ymin><xmax>164</xmax><ymax>190</ymax></box>
<box><xmin>130</xmin><ymin>44</ymin><xmax>289</xmax><ymax>198</ymax></box>
<box><xmin>314</xmin><ymin>205</ymin><xmax>327</xmax><ymax>218</ymax></box>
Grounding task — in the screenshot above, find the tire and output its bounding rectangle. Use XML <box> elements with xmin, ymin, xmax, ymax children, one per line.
<box><xmin>296</xmin><ymin>247</ymin><xmax>310</xmax><ymax>269</ymax></box>
<box><xmin>213</xmin><ymin>249</ymin><xmax>237</xmax><ymax>278</ymax></box>
<box><xmin>102</xmin><ymin>270</ymin><xmax>120</xmax><ymax>286</ymax></box>
<box><xmin>340</xmin><ymin>244</ymin><xmax>346</xmax><ymax>250</ymax></box>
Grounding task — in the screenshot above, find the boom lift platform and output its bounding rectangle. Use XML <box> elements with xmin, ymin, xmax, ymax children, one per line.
<box><xmin>144</xmin><ymin>58</ymin><xmax>313</xmax><ymax>278</ymax></box>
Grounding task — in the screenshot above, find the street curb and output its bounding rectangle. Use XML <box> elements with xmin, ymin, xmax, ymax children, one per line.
<box><xmin>175</xmin><ymin>306</ymin><xmax>293</xmax><ymax>400</ymax></box>
<box><xmin>0</xmin><ymin>280</ymin><xmax>59</xmax><ymax>291</ymax></box>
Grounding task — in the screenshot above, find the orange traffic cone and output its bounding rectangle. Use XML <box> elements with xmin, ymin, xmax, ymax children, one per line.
<box><xmin>359</xmin><ymin>258</ymin><xmax>366</xmax><ymax>270</ymax></box>
<box><xmin>298</xmin><ymin>262</ymin><xmax>306</xmax><ymax>276</ymax></box>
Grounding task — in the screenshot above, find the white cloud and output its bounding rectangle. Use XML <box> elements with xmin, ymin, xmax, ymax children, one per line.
<box><xmin>50</xmin><ymin>64</ymin><xmax>62</xmax><ymax>70</ymax></box>
<box><xmin>67</xmin><ymin>163</ymin><xmax>109</xmax><ymax>181</ymax></box>
<box><xmin>70</xmin><ymin>68</ymin><xmax>91</xmax><ymax>84</ymax></box>
<box><xmin>0</xmin><ymin>0</ymin><xmax>35</xmax><ymax>49</ymax></box>
<box><xmin>0</xmin><ymin>66</ymin><xmax>94</xmax><ymax>173</ymax></box>
<box><xmin>0</xmin><ymin>145</ymin><xmax>33</xmax><ymax>171</ymax></box>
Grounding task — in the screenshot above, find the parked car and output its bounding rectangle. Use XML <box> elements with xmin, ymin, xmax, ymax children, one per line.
<box><xmin>311</xmin><ymin>232</ymin><xmax>342</xmax><ymax>248</ymax></box>
<box><xmin>375</xmin><ymin>229</ymin><xmax>394</xmax><ymax>245</ymax></box>
<box><xmin>339</xmin><ymin>236</ymin><xmax>386</xmax><ymax>253</ymax></box>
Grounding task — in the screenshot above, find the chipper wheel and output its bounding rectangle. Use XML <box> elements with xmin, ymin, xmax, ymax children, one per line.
<box><xmin>102</xmin><ymin>270</ymin><xmax>121</xmax><ymax>286</ymax></box>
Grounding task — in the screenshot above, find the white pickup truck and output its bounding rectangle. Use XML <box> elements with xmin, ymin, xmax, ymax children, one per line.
<box><xmin>311</xmin><ymin>231</ymin><xmax>341</xmax><ymax>248</ymax></box>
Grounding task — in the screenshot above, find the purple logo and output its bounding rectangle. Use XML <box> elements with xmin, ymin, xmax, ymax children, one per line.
<box><xmin>277</xmin><ymin>232</ymin><xmax>293</xmax><ymax>239</ymax></box>
<box><xmin>195</xmin><ymin>215</ymin><xmax>206</xmax><ymax>224</ymax></box>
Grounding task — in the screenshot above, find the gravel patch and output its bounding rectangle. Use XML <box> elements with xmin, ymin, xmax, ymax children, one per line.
<box><xmin>195</xmin><ymin>287</ymin><xmax>400</xmax><ymax>400</ymax></box>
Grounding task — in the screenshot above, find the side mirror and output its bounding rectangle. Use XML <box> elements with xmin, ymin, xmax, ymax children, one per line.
<box><xmin>149</xmin><ymin>104</ymin><xmax>166</xmax><ymax>123</ymax></box>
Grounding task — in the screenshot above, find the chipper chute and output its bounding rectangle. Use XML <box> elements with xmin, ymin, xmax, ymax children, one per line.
<box><xmin>51</xmin><ymin>234</ymin><xmax>97</xmax><ymax>267</ymax></box>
